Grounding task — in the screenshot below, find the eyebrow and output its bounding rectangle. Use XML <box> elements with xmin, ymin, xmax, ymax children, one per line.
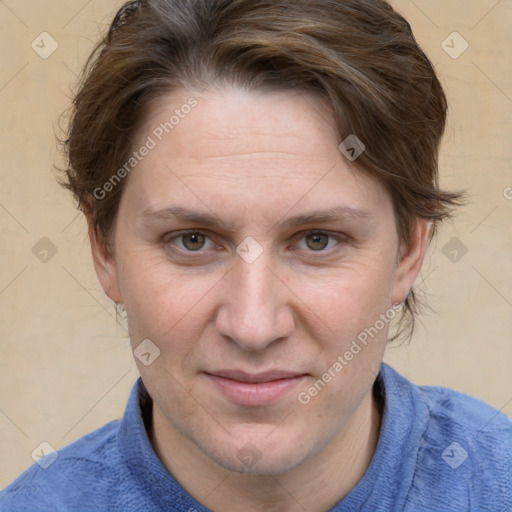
<box><xmin>140</xmin><ymin>205</ymin><xmax>371</xmax><ymax>231</ymax></box>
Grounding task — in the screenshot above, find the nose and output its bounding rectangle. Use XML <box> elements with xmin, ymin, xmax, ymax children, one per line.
<box><xmin>215</xmin><ymin>252</ymin><xmax>295</xmax><ymax>352</ymax></box>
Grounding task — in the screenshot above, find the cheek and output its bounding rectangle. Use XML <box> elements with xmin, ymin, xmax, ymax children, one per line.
<box><xmin>116</xmin><ymin>251</ymin><xmax>218</xmax><ymax>346</ymax></box>
<box><xmin>293</xmin><ymin>266</ymin><xmax>392</xmax><ymax>424</ymax></box>
<box><xmin>299</xmin><ymin>260</ymin><xmax>396</xmax><ymax>340</ymax></box>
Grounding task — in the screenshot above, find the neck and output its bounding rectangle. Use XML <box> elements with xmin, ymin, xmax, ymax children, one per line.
<box><xmin>149</xmin><ymin>383</ymin><xmax>382</xmax><ymax>512</ymax></box>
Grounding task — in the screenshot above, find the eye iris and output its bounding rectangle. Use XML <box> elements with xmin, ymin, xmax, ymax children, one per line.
<box><xmin>182</xmin><ymin>233</ymin><xmax>206</xmax><ymax>251</ymax></box>
<box><xmin>306</xmin><ymin>233</ymin><xmax>329</xmax><ymax>251</ymax></box>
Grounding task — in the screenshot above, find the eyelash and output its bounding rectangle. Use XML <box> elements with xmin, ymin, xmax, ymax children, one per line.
<box><xmin>163</xmin><ymin>230</ymin><xmax>346</xmax><ymax>256</ymax></box>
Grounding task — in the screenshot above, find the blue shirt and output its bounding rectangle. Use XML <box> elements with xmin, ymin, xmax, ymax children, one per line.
<box><xmin>1</xmin><ymin>363</ymin><xmax>511</xmax><ymax>511</ymax></box>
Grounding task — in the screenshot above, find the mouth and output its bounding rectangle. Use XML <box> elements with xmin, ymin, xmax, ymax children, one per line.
<box><xmin>204</xmin><ymin>370</ymin><xmax>309</xmax><ymax>406</ymax></box>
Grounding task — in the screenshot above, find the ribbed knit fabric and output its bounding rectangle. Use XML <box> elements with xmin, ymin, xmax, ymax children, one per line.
<box><xmin>1</xmin><ymin>363</ymin><xmax>511</xmax><ymax>511</ymax></box>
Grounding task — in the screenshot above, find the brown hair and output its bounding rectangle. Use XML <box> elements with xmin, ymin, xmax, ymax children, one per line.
<box><xmin>61</xmin><ymin>0</ymin><xmax>464</xmax><ymax>341</ymax></box>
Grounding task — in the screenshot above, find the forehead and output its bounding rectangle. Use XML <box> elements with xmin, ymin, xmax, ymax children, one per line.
<box><xmin>121</xmin><ymin>86</ymin><xmax>392</xmax><ymax>225</ymax></box>
<box><xmin>143</xmin><ymin>86</ymin><xmax>338</xmax><ymax>166</ymax></box>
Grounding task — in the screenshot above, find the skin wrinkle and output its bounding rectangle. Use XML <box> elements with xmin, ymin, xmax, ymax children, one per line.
<box><xmin>89</xmin><ymin>86</ymin><xmax>429</xmax><ymax>512</ymax></box>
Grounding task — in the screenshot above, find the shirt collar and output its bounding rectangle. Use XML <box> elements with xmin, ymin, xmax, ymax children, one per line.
<box><xmin>333</xmin><ymin>363</ymin><xmax>429</xmax><ymax>510</ymax></box>
<box><xmin>117</xmin><ymin>377</ymin><xmax>211</xmax><ymax>511</ymax></box>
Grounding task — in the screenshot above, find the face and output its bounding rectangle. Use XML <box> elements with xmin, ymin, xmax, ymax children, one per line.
<box><xmin>91</xmin><ymin>86</ymin><xmax>427</xmax><ymax>475</ymax></box>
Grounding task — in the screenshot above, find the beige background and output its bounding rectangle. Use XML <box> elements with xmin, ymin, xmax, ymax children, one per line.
<box><xmin>1</xmin><ymin>0</ymin><xmax>511</xmax><ymax>488</ymax></box>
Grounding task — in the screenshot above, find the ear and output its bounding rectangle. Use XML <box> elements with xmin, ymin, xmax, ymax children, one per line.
<box><xmin>391</xmin><ymin>219</ymin><xmax>431</xmax><ymax>305</ymax></box>
<box><xmin>87</xmin><ymin>218</ymin><xmax>123</xmax><ymax>303</ymax></box>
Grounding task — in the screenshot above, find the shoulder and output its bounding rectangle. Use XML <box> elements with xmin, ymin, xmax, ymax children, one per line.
<box><xmin>381</xmin><ymin>363</ymin><xmax>512</xmax><ymax>446</ymax></box>
<box><xmin>378</xmin><ymin>364</ymin><xmax>511</xmax><ymax>511</ymax></box>
<box><xmin>419</xmin><ymin>382</ymin><xmax>512</xmax><ymax>450</ymax></box>
<box><xmin>411</xmin><ymin>381</ymin><xmax>512</xmax><ymax>510</ymax></box>
<box><xmin>0</xmin><ymin>420</ymin><xmax>127</xmax><ymax>512</ymax></box>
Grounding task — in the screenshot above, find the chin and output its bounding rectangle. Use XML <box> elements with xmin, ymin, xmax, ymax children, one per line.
<box><xmin>198</xmin><ymin>427</ymin><xmax>322</xmax><ymax>476</ymax></box>
<box><xmin>212</xmin><ymin>450</ymin><xmax>308</xmax><ymax>476</ymax></box>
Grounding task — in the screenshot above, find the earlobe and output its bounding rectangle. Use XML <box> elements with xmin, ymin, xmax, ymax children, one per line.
<box><xmin>391</xmin><ymin>220</ymin><xmax>431</xmax><ymax>305</ymax></box>
<box><xmin>87</xmin><ymin>220</ymin><xmax>123</xmax><ymax>303</ymax></box>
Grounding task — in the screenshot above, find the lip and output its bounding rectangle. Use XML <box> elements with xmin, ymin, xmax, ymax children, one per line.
<box><xmin>205</xmin><ymin>370</ymin><xmax>308</xmax><ymax>406</ymax></box>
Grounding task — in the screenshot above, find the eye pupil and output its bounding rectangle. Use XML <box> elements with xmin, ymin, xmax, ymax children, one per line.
<box><xmin>306</xmin><ymin>233</ymin><xmax>329</xmax><ymax>251</ymax></box>
<box><xmin>182</xmin><ymin>233</ymin><xmax>206</xmax><ymax>251</ymax></box>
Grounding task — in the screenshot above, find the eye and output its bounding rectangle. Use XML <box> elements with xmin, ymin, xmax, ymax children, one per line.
<box><xmin>166</xmin><ymin>231</ymin><xmax>215</xmax><ymax>252</ymax></box>
<box><xmin>296</xmin><ymin>231</ymin><xmax>343</xmax><ymax>252</ymax></box>
<box><xmin>164</xmin><ymin>230</ymin><xmax>345</xmax><ymax>257</ymax></box>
